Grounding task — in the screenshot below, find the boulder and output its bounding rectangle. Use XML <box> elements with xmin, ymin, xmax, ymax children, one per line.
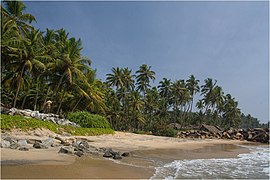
<box><xmin>113</xmin><ymin>152</ymin><xmax>122</xmax><ymax>160</ymax></box>
<box><xmin>59</xmin><ymin>147</ymin><xmax>73</xmax><ymax>154</ymax></box>
<box><xmin>42</xmin><ymin>138</ymin><xmax>54</xmax><ymax>148</ymax></box>
<box><xmin>1</xmin><ymin>140</ymin><xmax>11</xmax><ymax>148</ymax></box>
<box><xmin>103</xmin><ymin>151</ymin><xmax>113</xmax><ymax>158</ymax></box>
<box><xmin>78</xmin><ymin>141</ymin><xmax>89</xmax><ymax>149</ymax></box>
<box><xmin>121</xmin><ymin>152</ymin><xmax>130</xmax><ymax>157</ymax></box>
<box><xmin>33</xmin><ymin>142</ymin><xmax>48</xmax><ymax>149</ymax></box>
<box><xmin>4</xmin><ymin>137</ymin><xmax>17</xmax><ymax>144</ymax></box>
<box><xmin>10</xmin><ymin>143</ymin><xmax>19</xmax><ymax>149</ymax></box>
<box><xmin>253</xmin><ymin>133</ymin><xmax>269</xmax><ymax>143</ymax></box>
<box><xmin>74</xmin><ymin>150</ymin><xmax>84</xmax><ymax>157</ymax></box>
<box><xmin>27</xmin><ymin>139</ymin><xmax>42</xmax><ymax>144</ymax></box>
<box><xmin>17</xmin><ymin>139</ymin><xmax>28</xmax><ymax>147</ymax></box>
<box><xmin>19</xmin><ymin>147</ymin><xmax>29</xmax><ymax>151</ymax></box>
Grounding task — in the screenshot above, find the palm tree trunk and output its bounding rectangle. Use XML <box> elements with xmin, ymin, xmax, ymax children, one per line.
<box><xmin>42</xmin><ymin>87</ymin><xmax>51</xmax><ymax>111</ymax></box>
<box><xmin>72</xmin><ymin>96</ymin><xmax>82</xmax><ymax>112</ymax></box>
<box><xmin>51</xmin><ymin>73</ymin><xmax>65</xmax><ymax>99</ymax></box>
<box><xmin>34</xmin><ymin>75</ymin><xmax>40</xmax><ymax>111</ymax></box>
<box><xmin>56</xmin><ymin>89</ymin><xmax>66</xmax><ymax>115</ymax></box>
<box><xmin>21</xmin><ymin>89</ymin><xmax>30</xmax><ymax>109</ymax></box>
<box><xmin>13</xmin><ymin>63</ymin><xmax>26</xmax><ymax>108</ymax></box>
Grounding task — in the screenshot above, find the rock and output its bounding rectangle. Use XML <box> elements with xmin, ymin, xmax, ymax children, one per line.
<box><xmin>222</xmin><ymin>132</ymin><xmax>231</xmax><ymax>139</ymax></box>
<box><xmin>1</xmin><ymin>140</ymin><xmax>11</xmax><ymax>148</ymax></box>
<box><xmin>113</xmin><ymin>152</ymin><xmax>122</xmax><ymax>160</ymax></box>
<box><xmin>17</xmin><ymin>139</ymin><xmax>28</xmax><ymax>147</ymax></box>
<box><xmin>59</xmin><ymin>147</ymin><xmax>73</xmax><ymax>154</ymax></box>
<box><xmin>121</xmin><ymin>152</ymin><xmax>130</xmax><ymax>157</ymax></box>
<box><xmin>103</xmin><ymin>151</ymin><xmax>113</xmax><ymax>158</ymax></box>
<box><xmin>253</xmin><ymin>133</ymin><xmax>268</xmax><ymax>143</ymax></box>
<box><xmin>33</xmin><ymin>142</ymin><xmax>47</xmax><ymax>149</ymax></box>
<box><xmin>78</xmin><ymin>141</ymin><xmax>89</xmax><ymax>149</ymax></box>
<box><xmin>254</xmin><ymin>128</ymin><xmax>266</xmax><ymax>132</ymax></box>
<box><xmin>42</xmin><ymin>138</ymin><xmax>54</xmax><ymax>148</ymax></box>
<box><xmin>19</xmin><ymin>147</ymin><xmax>29</xmax><ymax>151</ymax></box>
<box><xmin>4</xmin><ymin>137</ymin><xmax>17</xmax><ymax>144</ymax></box>
<box><xmin>74</xmin><ymin>150</ymin><xmax>84</xmax><ymax>157</ymax></box>
<box><xmin>27</xmin><ymin>139</ymin><xmax>42</xmax><ymax>144</ymax></box>
<box><xmin>235</xmin><ymin>133</ymin><xmax>243</xmax><ymax>139</ymax></box>
<box><xmin>10</xmin><ymin>143</ymin><xmax>19</xmax><ymax>149</ymax></box>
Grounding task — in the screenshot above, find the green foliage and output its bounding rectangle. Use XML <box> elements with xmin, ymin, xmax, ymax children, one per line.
<box><xmin>0</xmin><ymin>114</ymin><xmax>114</xmax><ymax>136</ymax></box>
<box><xmin>67</xmin><ymin>111</ymin><xmax>111</xmax><ymax>129</ymax></box>
<box><xmin>154</xmin><ymin>128</ymin><xmax>177</xmax><ymax>137</ymax></box>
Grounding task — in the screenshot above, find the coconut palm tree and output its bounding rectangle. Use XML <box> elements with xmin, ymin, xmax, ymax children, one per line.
<box><xmin>106</xmin><ymin>67</ymin><xmax>124</xmax><ymax>90</ymax></box>
<box><xmin>186</xmin><ymin>74</ymin><xmax>200</xmax><ymax>113</ymax></box>
<box><xmin>2</xmin><ymin>0</ymin><xmax>36</xmax><ymax>36</ymax></box>
<box><xmin>12</xmin><ymin>29</ymin><xmax>47</xmax><ymax>108</ymax></box>
<box><xmin>200</xmin><ymin>78</ymin><xmax>217</xmax><ymax>115</ymax></box>
<box><xmin>158</xmin><ymin>78</ymin><xmax>172</xmax><ymax>110</ymax></box>
<box><xmin>135</xmin><ymin>64</ymin><xmax>155</xmax><ymax>97</ymax></box>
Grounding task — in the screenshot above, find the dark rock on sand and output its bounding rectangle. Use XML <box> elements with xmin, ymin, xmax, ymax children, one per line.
<box><xmin>103</xmin><ymin>151</ymin><xmax>113</xmax><ymax>158</ymax></box>
<box><xmin>121</xmin><ymin>152</ymin><xmax>130</xmax><ymax>157</ymax></box>
<box><xmin>74</xmin><ymin>150</ymin><xmax>84</xmax><ymax>157</ymax></box>
<box><xmin>113</xmin><ymin>152</ymin><xmax>122</xmax><ymax>160</ymax></box>
<box><xmin>33</xmin><ymin>142</ymin><xmax>47</xmax><ymax>149</ymax></box>
<box><xmin>19</xmin><ymin>147</ymin><xmax>29</xmax><ymax>151</ymax></box>
<box><xmin>78</xmin><ymin>141</ymin><xmax>89</xmax><ymax>149</ymax></box>
<box><xmin>10</xmin><ymin>143</ymin><xmax>19</xmax><ymax>149</ymax></box>
<box><xmin>58</xmin><ymin>147</ymin><xmax>73</xmax><ymax>154</ymax></box>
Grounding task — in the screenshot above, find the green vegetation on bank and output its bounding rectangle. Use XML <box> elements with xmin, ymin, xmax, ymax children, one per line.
<box><xmin>0</xmin><ymin>114</ymin><xmax>114</xmax><ymax>136</ymax></box>
<box><xmin>1</xmin><ymin>0</ymin><xmax>267</xmax><ymax>138</ymax></box>
<box><xmin>68</xmin><ymin>111</ymin><xmax>111</xmax><ymax>129</ymax></box>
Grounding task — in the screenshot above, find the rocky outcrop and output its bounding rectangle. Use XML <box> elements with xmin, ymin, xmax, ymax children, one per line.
<box><xmin>177</xmin><ymin>126</ymin><xmax>269</xmax><ymax>143</ymax></box>
<box><xmin>1</xmin><ymin>134</ymin><xmax>130</xmax><ymax>162</ymax></box>
<box><xmin>5</xmin><ymin>107</ymin><xmax>79</xmax><ymax>127</ymax></box>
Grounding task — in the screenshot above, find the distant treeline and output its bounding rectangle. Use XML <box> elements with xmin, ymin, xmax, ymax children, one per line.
<box><xmin>1</xmin><ymin>1</ymin><xmax>268</xmax><ymax>135</ymax></box>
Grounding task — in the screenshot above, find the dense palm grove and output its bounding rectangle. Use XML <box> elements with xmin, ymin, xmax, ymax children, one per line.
<box><xmin>1</xmin><ymin>1</ymin><xmax>266</xmax><ymax>135</ymax></box>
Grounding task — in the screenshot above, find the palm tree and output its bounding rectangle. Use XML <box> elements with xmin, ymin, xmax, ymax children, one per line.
<box><xmin>2</xmin><ymin>0</ymin><xmax>36</xmax><ymax>36</ymax></box>
<box><xmin>106</xmin><ymin>67</ymin><xmax>124</xmax><ymax>90</ymax></box>
<box><xmin>12</xmin><ymin>29</ymin><xmax>47</xmax><ymax>108</ymax></box>
<box><xmin>135</xmin><ymin>64</ymin><xmax>155</xmax><ymax>97</ymax></box>
<box><xmin>186</xmin><ymin>75</ymin><xmax>200</xmax><ymax>113</ymax></box>
<box><xmin>47</xmin><ymin>36</ymin><xmax>91</xmax><ymax>113</ymax></box>
<box><xmin>200</xmin><ymin>78</ymin><xmax>217</xmax><ymax>115</ymax></box>
<box><xmin>158</xmin><ymin>78</ymin><xmax>172</xmax><ymax>110</ymax></box>
<box><xmin>222</xmin><ymin>94</ymin><xmax>241</xmax><ymax>128</ymax></box>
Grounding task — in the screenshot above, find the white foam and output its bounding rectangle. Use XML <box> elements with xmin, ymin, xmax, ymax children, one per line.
<box><xmin>151</xmin><ymin>146</ymin><xmax>270</xmax><ymax>179</ymax></box>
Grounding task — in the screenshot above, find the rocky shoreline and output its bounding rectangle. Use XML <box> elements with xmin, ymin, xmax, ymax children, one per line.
<box><xmin>0</xmin><ymin>131</ymin><xmax>130</xmax><ymax>161</ymax></box>
<box><xmin>176</xmin><ymin>124</ymin><xmax>269</xmax><ymax>143</ymax></box>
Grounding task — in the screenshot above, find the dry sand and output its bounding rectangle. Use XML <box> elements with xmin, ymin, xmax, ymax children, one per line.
<box><xmin>1</xmin><ymin>131</ymin><xmax>253</xmax><ymax>179</ymax></box>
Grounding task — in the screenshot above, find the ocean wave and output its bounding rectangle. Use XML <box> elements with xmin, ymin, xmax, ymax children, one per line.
<box><xmin>151</xmin><ymin>145</ymin><xmax>270</xmax><ymax>179</ymax></box>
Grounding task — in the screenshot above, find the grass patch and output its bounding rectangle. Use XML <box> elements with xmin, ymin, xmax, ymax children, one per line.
<box><xmin>0</xmin><ymin>114</ymin><xmax>114</xmax><ymax>136</ymax></box>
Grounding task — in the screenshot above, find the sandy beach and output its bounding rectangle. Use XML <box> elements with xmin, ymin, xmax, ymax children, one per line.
<box><xmin>1</xmin><ymin>131</ymin><xmax>253</xmax><ymax>179</ymax></box>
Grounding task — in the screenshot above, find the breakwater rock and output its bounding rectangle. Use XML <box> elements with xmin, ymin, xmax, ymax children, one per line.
<box><xmin>2</xmin><ymin>107</ymin><xmax>79</xmax><ymax>127</ymax></box>
<box><xmin>177</xmin><ymin>124</ymin><xmax>269</xmax><ymax>144</ymax></box>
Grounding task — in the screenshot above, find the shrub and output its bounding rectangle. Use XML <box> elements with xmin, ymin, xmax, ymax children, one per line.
<box><xmin>67</xmin><ymin>111</ymin><xmax>111</xmax><ymax>129</ymax></box>
<box><xmin>154</xmin><ymin>128</ymin><xmax>177</xmax><ymax>137</ymax></box>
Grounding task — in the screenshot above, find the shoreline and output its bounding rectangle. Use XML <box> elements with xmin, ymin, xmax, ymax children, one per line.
<box><xmin>1</xmin><ymin>131</ymin><xmax>263</xmax><ymax>179</ymax></box>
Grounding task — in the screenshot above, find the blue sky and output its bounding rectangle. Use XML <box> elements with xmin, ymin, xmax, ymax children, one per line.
<box><xmin>24</xmin><ymin>1</ymin><xmax>269</xmax><ymax>123</ymax></box>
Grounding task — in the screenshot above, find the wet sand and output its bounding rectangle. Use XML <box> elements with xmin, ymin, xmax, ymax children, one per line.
<box><xmin>1</xmin><ymin>131</ymin><xmax>254</xmax><ymax>179</ymax></box>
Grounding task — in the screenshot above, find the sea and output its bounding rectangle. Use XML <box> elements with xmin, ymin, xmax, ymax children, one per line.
<box><xmin>150</xmin><ymin>145</ymin><xmax>270</xmax><ymax>179</ymax></box>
